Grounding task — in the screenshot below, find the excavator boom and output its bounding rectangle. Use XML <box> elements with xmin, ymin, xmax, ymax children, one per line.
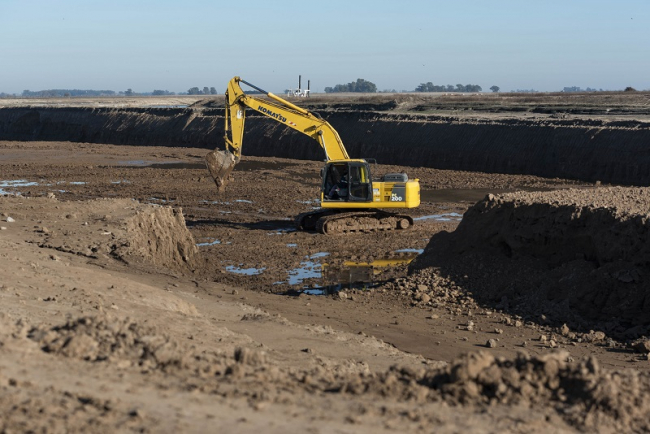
<box><xmin>206</xmin><ymin>77</ymin><xmax>348</xmax><ymax>190</ymax></box>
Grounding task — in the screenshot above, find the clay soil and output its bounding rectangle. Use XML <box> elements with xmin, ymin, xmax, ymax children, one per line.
<box><xmin>2</xmin><ymin>139</ymin><xmax>650</xmax><ymax>432</ymax></box>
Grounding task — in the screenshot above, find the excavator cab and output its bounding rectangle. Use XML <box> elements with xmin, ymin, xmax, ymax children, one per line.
<box><xmin>322</xmin><ymin>161</ymin><xmax>372</xmax><ymax>203</ymax></box>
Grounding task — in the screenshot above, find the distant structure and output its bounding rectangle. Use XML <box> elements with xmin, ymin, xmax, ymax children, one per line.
<box><xmin>287</xmin><ymin>75</ymin><xmax>310</xmax><ymax>97</ymax></box>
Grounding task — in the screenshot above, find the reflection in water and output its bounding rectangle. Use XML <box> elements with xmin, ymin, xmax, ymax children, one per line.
<box><xmin>283</xmin><ymin>251</ymin><xmax>422</xmax><ymax>296</ymax></box>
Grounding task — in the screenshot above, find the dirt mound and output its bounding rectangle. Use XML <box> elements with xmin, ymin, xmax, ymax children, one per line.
<box><xmin>0</xmin><ymin>387</ymin><xmax>156</xmax><ymax>433</ymax></box>
<box><xmin>116</xmin><ymin>205</ymin><xmax>200</xmax><ymax>272</ymax></box>
<box><xmin>8</xmin><ymin>312</ymin><xmax>650</xmax><ymax>432</ymax></box>
<box><xmin>422</xmin><ymin>350</ymin><xmax>650</xmax><ymax>432</ymax></box>
<box><xmin>409</xmin><ymin>187</ymin><xmax>650</xmax><ymax>337</ymax></box>
<box><xmin>0</xmin><ymin>196</ymin><xmax>200</xmax><ymax>274</ymax></box>
<box><xmin>22</xmin><ymin>313</ymin><xmax>273</xmax><ymax>380</ymax></box>
<box><xmin>27</xmin><ymin>315</ymin><xmax>189</xmax><ymax>370</ymax></box>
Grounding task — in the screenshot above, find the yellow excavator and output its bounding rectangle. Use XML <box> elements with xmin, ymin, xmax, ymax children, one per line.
<box><xmin>205</xmin><ymin>76</ymin><xmax>420</xmax><ymax>235</ymax></box>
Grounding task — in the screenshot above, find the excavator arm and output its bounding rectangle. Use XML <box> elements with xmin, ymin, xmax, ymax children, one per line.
<box><xmin>206</xmin><ymin>77</ymin><xmax>349</xmax><ymax>191</ymax></box>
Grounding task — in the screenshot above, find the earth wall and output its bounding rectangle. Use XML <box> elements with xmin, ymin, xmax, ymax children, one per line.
<box><xmin>1</xmin><ymin>107</ymin><xmax>650</xmax><ymax>185</ymax></box>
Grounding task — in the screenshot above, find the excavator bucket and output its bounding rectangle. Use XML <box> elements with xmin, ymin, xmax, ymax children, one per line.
<box><xmin>205</xmin><ymin>149</ymin><xmax>239</xmax><ymax>192</ymax></box>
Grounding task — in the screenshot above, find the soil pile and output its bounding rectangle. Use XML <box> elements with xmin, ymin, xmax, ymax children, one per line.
<box><xmin>0</xmin><ymin>196</ymin><xmax>199</xmax><ymax>274</ymax></box>
<box><xmin>409</xmin><ymin>187</ymin><xmax>650</xmax><ymax>337</ymax></box>
<box><xmin>28</xmin><ymin>315</ymin><xmax>192</xmax><ymax>370</ymax></box>
<box><xmin>117</xmin><ymin>205</ymin><xmax>200</xmax><ymax>272</ymax></box>
<box><xmin>8</xmin><ymin>312</ymin><xmax>650</xmax><ymax>433</ymax></box>
<box><xmin>421</xmin><ymin>350</ymin><xmax>650</xmax><ymax>432</ymax></box>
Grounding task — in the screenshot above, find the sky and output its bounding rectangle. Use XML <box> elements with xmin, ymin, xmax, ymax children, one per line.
<box><xmin>1</xmin><ymin>0</ymin><xmax>649</xmax><ymax>94</ymax></box>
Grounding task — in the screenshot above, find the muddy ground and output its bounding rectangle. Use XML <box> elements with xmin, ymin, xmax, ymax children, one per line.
<box><xmin>4</xmin><ymin>138</ymin><xmax>650</xmax><ymax>432</ymax></box>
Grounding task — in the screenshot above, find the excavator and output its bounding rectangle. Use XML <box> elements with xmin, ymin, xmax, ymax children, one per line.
<box><xmin>205</xmin><ymin>76</ymin><xmax>420</xmax><ymax>235</ymax></box>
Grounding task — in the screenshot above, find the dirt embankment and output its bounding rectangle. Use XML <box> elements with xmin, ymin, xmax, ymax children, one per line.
<box><xmin>1</xmin><ymin>106</ymin><xmax>650</xmax><ymax>186</ymax></box>
<box><xmin>409</xmin><ymin>187</ymin><xmax>650</xmax><ymax>338</ymax></box>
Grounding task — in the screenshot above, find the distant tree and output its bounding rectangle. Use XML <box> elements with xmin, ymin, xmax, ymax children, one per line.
<box><xmin>125</xmin><ymin>88</ymin><xmax>134</xmax><ymax>96</ymax></box>
<box><xmin>624</xmin><ymin>86</ymin><xmax>637</xmax><ymax>92</ymax></box>
<box><xmin>490</xmin><ymin>85</ymin><xmax>500</xmax><ymax>93</ymax></box>
<box><xmin>415</xmin><ymin>82</ymin><xmax>482</xmax><ymax>93</ymax></box>
<box><xmin>324</xmin><ymin>78</ymin><xmax>377</xmax><ymax>93</ymax></box>
<box><xmin>187</xmin><ymin>87</ymin><xmax>201</xmax><ymax>95</ymax></box>
<box><xmin>203</xmin><ymin>86</ymin><xmax>210</xmax><ymax>95</ymax></box>
<box><xmin>210</xmin><ymin>87</ymin><xmax>217</xmax><ymax>95</ymax></box>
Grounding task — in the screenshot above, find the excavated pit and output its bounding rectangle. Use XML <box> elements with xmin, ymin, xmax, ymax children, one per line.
<box><xmin>1</xmin><ymin>105</ymin><xmax>650</xmax><ymax>185</ymax></box>
<box><xmin>409</xmin><ymin>187</ymin><xmax>650</xmax><ymax>337</ymax></box>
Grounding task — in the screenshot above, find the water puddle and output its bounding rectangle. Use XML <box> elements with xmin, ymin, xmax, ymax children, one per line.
<box><xmin>0</xmin><ymin>180</ymin><xmax>39</xmax><ymax>195</ymax></box>
<box><xmin>287</xmin><ymin>252</ymin><xmax>330</xmax><ymax>285</ymax></box>
<box><xmin>268</xmin><ymin>228</ymin><xmax>297</xmax><ymax>235</ymax></box>
<box><xmin>283</xmin><ymin>250</ymin><xmax>421</xmax><ymax>294</ymax></box>
<box><xmin>196</xmin><ymin>239</ymin><xmax>221</xmax><ymax>247</ymax></box>
<box><xmin>200</xmin><ymin>200</ymin><xmax>232</xmax><ymax>205</ymax></box>
<box><xmin>394</xmin><ymin>248</ymin><xmax>425</xmax><ymax>254</ymax></box>
<box><xmin>414</xmin><ymin>212</ymin><xmax>463</xmax><ymax>222</ymax></box>
<box><xmin>147</xmin><ymin>197</ymin><xmax>174</xmax><ymax>204</ymax></box>
<box><xmin>147</xmin><ymin>162</ymin><xmax>205</xmax><ymax>170</ymax></box>
<box><xmin>225</xmin><ymin>265</ymin><xmax>266</xmax><ymax>275</ymax></box>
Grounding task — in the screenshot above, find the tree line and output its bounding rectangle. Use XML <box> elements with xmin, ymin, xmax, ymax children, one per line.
<box><xmin>325</xmin><ymin>78</ymin><xmax>377</xmax><ymax>93</ymax></box>
<box><xmin>415</xmin><ymin>82</ymin><xmax>483</xmax><ymax>93</ymax></box>
<box><xmin>187</xmin><ymin>87</ymin><xmax>217</xmax><ymax>95</ymax></box>
<box><xmin>15</xmin><ymin>88</ymin><xmax>220</xmax><ymax>97</ymax></box>
<box><xmin>21</xmin><ymin>89</ymin><xmax>117</xmax><ymax>97</ymax></box>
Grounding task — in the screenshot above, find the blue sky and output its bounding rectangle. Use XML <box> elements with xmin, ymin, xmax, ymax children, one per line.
<box><xmin>1</xmin><ymin>0</ymin><xmax>648</xmax><ymax>94</ymax></box>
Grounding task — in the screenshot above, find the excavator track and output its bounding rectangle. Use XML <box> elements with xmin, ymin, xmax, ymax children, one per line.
<box><xmin>295</xmin><ymin>209</ymin><xmax>337</xmax><ymax>231</ymax></box>
<box><xmin>296</xmin><ymin>210</ymin><xmax>413</xmax><ymax>235</ymax></box>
